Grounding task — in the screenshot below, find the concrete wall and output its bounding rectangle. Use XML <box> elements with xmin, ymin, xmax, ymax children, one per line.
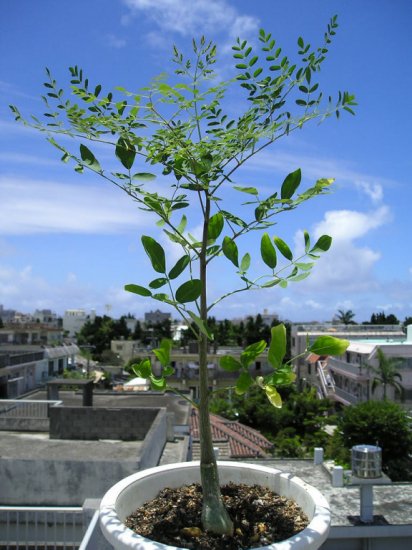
<box><xmin>324</xmin><ymin>525</ymin><xmax>412</xmax><ymax>549</ymax></box>
<box><xmin>136</xmin><ymin>408</ymin><xmax>168</xmax><ymax>471</ymax></box>
<box><xmin>0</xmin><ymin>457</ymin><xmax>139</xmax><ymax>505</ymax></box>
<box><xmin>0</xmin><ymin>408</ymin><xmax>168</xmax><ymax>505</ymax></box>
<box><xmin>0</xmin><ymin>417</ymin><xmax>48</xmax><ymax>431</ymax></box>
<box><xmin>49</xmin><ymin>406</ymin><xmax>161</xmax><ymax>441</ymax></box>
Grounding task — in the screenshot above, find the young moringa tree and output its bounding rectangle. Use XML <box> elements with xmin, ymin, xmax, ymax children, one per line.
<box><xmin>10</xmin><ymin>16</ymin><xmax>354</xmax><ymax>535</ymax></box>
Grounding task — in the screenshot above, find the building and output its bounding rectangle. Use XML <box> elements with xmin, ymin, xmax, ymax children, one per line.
<box><xmin>294</xmin><ymin>324</ymin><xmax>412</xmax><ymax>406</ymax></box>
<box><xmin>0</xmin><ymin>344</ymin><xmax>79</xmax><ymax>398</ymax></box>
<box><xmin>63</xmin><ymin>308</ymin><xmax>96</xmax><ymax>337</ymax></box>
<box><xmin>261</xmin><ymin>308</ymin><xmax>279</xmax><ymax>326</ymax></box>
<box><xmin>0</xmin><ymin>304</ymin><xmax>16</xmax><ymax>323</ymax></box>
<box><xmin>144</xmin><ymin>309</ymin><xmax>171</xmax><ymax>325</ymax></box>
<box><xmin>291</xmin><ymin>323</ymin><xmax>405</xmax><ymax>382</ymax></box>
<box><xmin>32</xmin><ymin>308</ymin><xmax>61</xmax><ymax>327</ymax></box>
<box><xmin>0</xmin><ymin>322</ymin><xmax>64</xmax><ymax>345</ymax></box>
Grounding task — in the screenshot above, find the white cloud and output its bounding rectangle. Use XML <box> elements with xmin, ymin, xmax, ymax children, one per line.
<box><xmin>313</xmin><ymin>206</ymin><xmax>391</xmax><ymax>243</ymax></box>
<box><xmin>122</xmin><ymin>0</ymin><xmax>259</xmax><ymax>39</ymax></box>
<box><xmin>354</xmin><ymin>181</ymin><xmax>383</xmax><ymax>204</ymax></box>
<box><xmin>298</xmin><ymin>205</ymin><xmax>390</xmax><ymax>293</ymax></box>
<box><xmin>0</xmin><ymin>176</ymin><xmax>149</xmax><ymax>235</ymax></box>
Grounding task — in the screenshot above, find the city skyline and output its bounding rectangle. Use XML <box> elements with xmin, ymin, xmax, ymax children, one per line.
<box><xmin>1</xmin><ymin>0</ymin><xmax>411</xmax><ymax>323</ymax></box>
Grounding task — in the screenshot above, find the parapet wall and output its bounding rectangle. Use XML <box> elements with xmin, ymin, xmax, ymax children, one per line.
<box><xmin>49</xmin><ymin>406</ymin><xmax>161</xmax><ymax>440</ymax></box>
<box><xmin>0</xmin><ymin>407</ymin><xmax>169</xmax><ymax>505</ymax></box>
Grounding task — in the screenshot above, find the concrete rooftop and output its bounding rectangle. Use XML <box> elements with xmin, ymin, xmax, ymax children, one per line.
<box><xmin>2</xmin><ymin>390</ymin><xmax>411</xmax><ymax>529</ymax></box>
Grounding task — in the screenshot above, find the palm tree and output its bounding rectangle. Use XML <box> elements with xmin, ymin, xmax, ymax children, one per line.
<box><xmin>336</xmin><ymin>309</ymin><xmax>356</xmax><ymax>325</ymax></box>
<box><xmin>371</xmin><ymin>348</ymin><xmax>404</xmax><ymax>400</ymax></box>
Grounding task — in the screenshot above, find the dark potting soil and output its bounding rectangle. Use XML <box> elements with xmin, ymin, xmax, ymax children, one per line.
<box><xmin>125</xmin><ymin>482</ymin><xmax>309</xmax><ymax>549</ymax></box>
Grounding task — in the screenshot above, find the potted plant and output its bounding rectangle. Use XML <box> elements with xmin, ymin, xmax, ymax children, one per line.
<box><xmin>10</xmin><ymin>14</ymin><xmax>354</xmax><ymax>547</ymax></box>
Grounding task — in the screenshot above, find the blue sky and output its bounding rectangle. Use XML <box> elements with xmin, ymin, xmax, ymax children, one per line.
<box><xmin>1</xmin><ymin>0</ymin><xmax>411</xmax><ymax>324</ymax></box>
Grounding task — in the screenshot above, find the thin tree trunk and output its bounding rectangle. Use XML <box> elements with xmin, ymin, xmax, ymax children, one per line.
<box><xmin>198</xmin><ymin>195</ymin><xmax>233</xmax><ymax>535</ymax></box>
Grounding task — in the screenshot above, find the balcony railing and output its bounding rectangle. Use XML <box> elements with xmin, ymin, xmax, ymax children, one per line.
<box><xmin>0</xmin><ymin>506</ymin><xmax>85</xmax><ymax>550</ymax></box>
<box><xmin>0</xmin><ymin>400</ymin><xmax>62</xmax><ymax>419</ymax></box>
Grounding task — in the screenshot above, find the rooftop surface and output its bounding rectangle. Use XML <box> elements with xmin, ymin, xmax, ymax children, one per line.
<box><xmin>30</xmin><ymin>389</ymin><xmax>191</xmax><ymax>426</ymax></box>
<box><xmin>0</xmin><ymin>430</ymin><xmax>142</xmax><ymax>461</ymax></box>
<box><xmin>243</xmin><ymin>458</ymin><xmax>412</xmax><ymax>527</ymax></box>
<box><xmin>2</xmin><ymin>389</ymin><xmax>411</xmax><ymax>528</ymax></box>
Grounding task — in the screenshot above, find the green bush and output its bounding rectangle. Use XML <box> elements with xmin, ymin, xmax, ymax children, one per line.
<box><xmin>328</xmin><ymin>400</ymin><xmax>412</xmax><ymax>481</ymax></box>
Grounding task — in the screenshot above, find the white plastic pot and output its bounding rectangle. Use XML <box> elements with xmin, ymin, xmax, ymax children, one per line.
<box><xmin>99</xmin><ymin>461</ymin><xmax>330</xmax><ymax>549</ymax></box>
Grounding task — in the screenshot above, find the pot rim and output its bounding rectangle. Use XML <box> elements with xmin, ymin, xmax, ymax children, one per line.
<box><xmin>100</xmin><ymin>461</ymin><xmax>330</xmax><ymax>550</ymax></box>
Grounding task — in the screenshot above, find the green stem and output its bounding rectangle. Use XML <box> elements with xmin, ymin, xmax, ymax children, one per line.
<box><xmin>198</xmin><ymin>193</ymin><xmax>233</xmax><ymax>535</ymax></box>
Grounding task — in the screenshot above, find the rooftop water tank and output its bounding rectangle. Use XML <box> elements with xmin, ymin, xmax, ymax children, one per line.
<box><xmin>351</xmin><ymin>444</ymin><xmax>382</xmax><ymax>479</ymax></box>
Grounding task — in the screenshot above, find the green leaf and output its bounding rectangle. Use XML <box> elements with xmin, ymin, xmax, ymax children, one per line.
<box><xmin>124</xmin><ymin>283</ymin><xmax>152</xmax><ymax>297</ymax></box>
<box><xmin>150</xmin><ymin>375</ymin><xmax>166</xmax><ymax>391</ymax></box>
<box><xmin>309</xmin><ymin>336</ymin><xmax>349</xmax><ymax>356</ymax></box>
<box><xmin>273</xmin><ymin>236</ymin><xmax>293</xmax><ymax>260</ymax></box>
<box><xmin>260</xmin><ymin>233</ymin><xmax>277</xmax><ymax>269</ymax></box>
<box><xmin>141</xmin><ymin>235</ymin><xmax>166</xmax><ymax>274</ymax></box>
<box><xmin>163</xmin><ymin>365</ymin><xmax>175</xmax><ymax>376</ymax></box>
<box><xmin>175</xmin><ymin>279</ymin><xmax>202</xmax><ymax>303</ymax></box>
<box><xmin>168</xmin><ymin>255</ymin><xmax>190</xmax><ymax>280</ymax></box>
<box><xmin>115</xmin><ymin>137</ymin><xmax>136</xmax><ymax>170</ymax></box>
<box><xmin>188</xmin><ymin>311</ymin><xmax>214</xmax><ymax>340</ymax></box>
<box><xmin>268</xmin><ymin>324</ymin><xmax>286</xmax><ymax>370</ymax></box>
<box><xmin>288</xmin><ymin>272</ymin><xmax>311</xmax><ymax>282</ymax></box>
<box><xmin>241</xmin><ymin>340</ymin><xmax>267</xmax><ymax>368</ymax></box>
<box><xmin>233</xmin><ymin>186</ymin><xmax>259</xmax><ymax>195</ymax></box>
<box><xmin>221</xmin><ymin>210</ymin><xmax>247</xmax><ymax>228</ymax></box>
<box><xmin>208</xmin><ymin>212</ymin><xmax>224</xmax><ymax>240</ymax></box>
<box><xmin>222</xmin><ymin>236</ymin><xmax>239</xmax><ymax>267</ymax></box>
<box><xmin>132</xmin><ymin>172</ymin><xmax>156</xmax><ymax>181</ymax></box>
<box><xmin>132</xmin><ymin>358</ymin><xmax>152</xmax><ymax>379</ymax></box>
<box><xmin>153</xmin><ymin>339</ymin><xmax>172</xmax><ymax>367</ymax></box>
<box><xmin>265</xmin><ymin>385</ymin><xmax>282</xmax><ymax>408</ymax></box>
<box><xmin>304</xmin><ymin>230</ymin><xmax>311</xmax><ymax>253</ymax></box>
<box><xmin>149</xmin><ymin>277</ymin><xmax>168</xmax><ymax>289</ymax></box>
<box><xmin>235</xmin><ymin>371</ymin><xmax>254</xmax><ymax>395</ymax></box>
<box><xmin>240</xmin><ymin>253</ymin><xmax>251</xmax><ymax>272</ymax></box>
<box><xmin>310</xmin><ymin>234</ymin><xmax>332</xmax><ymax>253</ymax></box>
<box><xmin>295</xmin><ymin>262</ymin><xmax>313</xmax><ymax>271</ymax></box>
<box><xmin>79</xmin><ymin>144</ymin><xmax>101</xmax><ymax>172</ymax></box>
<box><xmin>220</xmin><ymin>355</ymin><xmax>242</xmax><ymax>372</ymax></box>
<box><xmin>177</xmin><ymin>214</ymin><xmax>187</xmax><ymax>234</ymax></box>
<box><xmin>281</xmin><ymin>168</ymin><xmax>301</xmax><ymax>200</ymax></box>
<box><xmin>266</xmin><ymin>367</ymin><xmax>296</xmax><ymax>386</ymax></box>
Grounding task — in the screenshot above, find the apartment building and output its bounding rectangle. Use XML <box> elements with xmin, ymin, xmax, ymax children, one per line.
<box><xmin>0</xmin><ymin>344</ymin><xmax>79</xmax><ymax>398</ymax></box>
<box><xmin>292</xmin><ymin>323</ymin><xmax>412</xmax><ymax>405</ymax></box>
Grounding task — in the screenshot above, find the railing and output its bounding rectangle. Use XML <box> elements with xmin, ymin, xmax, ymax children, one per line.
<box><xmin>332</xmin><ymin>386</ymin><xmax>360</xmax><ymax>405</ymax></box>
<box><xmin>0</xmin><ymin>400</ymin><xmax>62</xmax><ymax>419</ymax></box>
<box><xmin>0</xmin><ymin>506</ymin><xmax>85</xmax><ymax>550</ymax></box>
<box><xmin>293</xmin><ymin>323</ymin><xmax>403</xmax><ymax>333</ymax></box>
<box><xmin>316</xmin><ymin>360</ymin><xmax>335</xmax><ymax>398</ymax></box>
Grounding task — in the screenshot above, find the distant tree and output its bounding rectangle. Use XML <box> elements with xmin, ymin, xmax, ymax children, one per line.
<box><xmin>112</xmin><ymin>316</ymin><xmax>132</xmax><ymax>340</ymax></box>
<box><xmin>132</xmin><ymin>320</ymin><xmax>142</xmax><ymax>340</ymax></box>
<box><xmin>371</xmin><ymin>348</ymin><xmax>404</xmax><ymax>400</ymax></box>
<box><xmin>242</xmin><ymin>314</ymin><xmax>272</xmax><ymax>345</ymax></box>
<box><xmin>211</xmin><ymin>385</ymin><xmax>332</xmax><ymax>456</ymax></box>
<box><xmin>77</xmin><ymin>315</ymin><xmax>131</xmax><ymax>359</ymax></box>
<box><xmin>403</xmin><ymin>316</ymin><xmax>412</xmax><ymax>328</ymax></box>
<box><xmin>0</xmin><ymin>317</ymin><xmax>3</xmax><ymax>329</ymax></box>
<box><xmin>329</xmin><ymin>400</ymin><xmax>412</xmax><ymax>481</ymax></box>
<box><xmin>142</xmin><ymin>318</ymin><xmax>172</xmax><ymax>348</ymax></box>
<box><xmin>336</xmin><ymin>309</ymin><xmax>356</xmax><ymax>325</ymax></box>
<box><xmin>368</xmin><ymin>311</ymin><xmax>399</xmax><ymax>325</ymax></box>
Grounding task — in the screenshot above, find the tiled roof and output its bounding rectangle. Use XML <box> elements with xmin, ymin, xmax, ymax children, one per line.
<box><xmin>190</xmin><ymin>409</ymin><xmax>273</xmax><ymax>458</ymax></box>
